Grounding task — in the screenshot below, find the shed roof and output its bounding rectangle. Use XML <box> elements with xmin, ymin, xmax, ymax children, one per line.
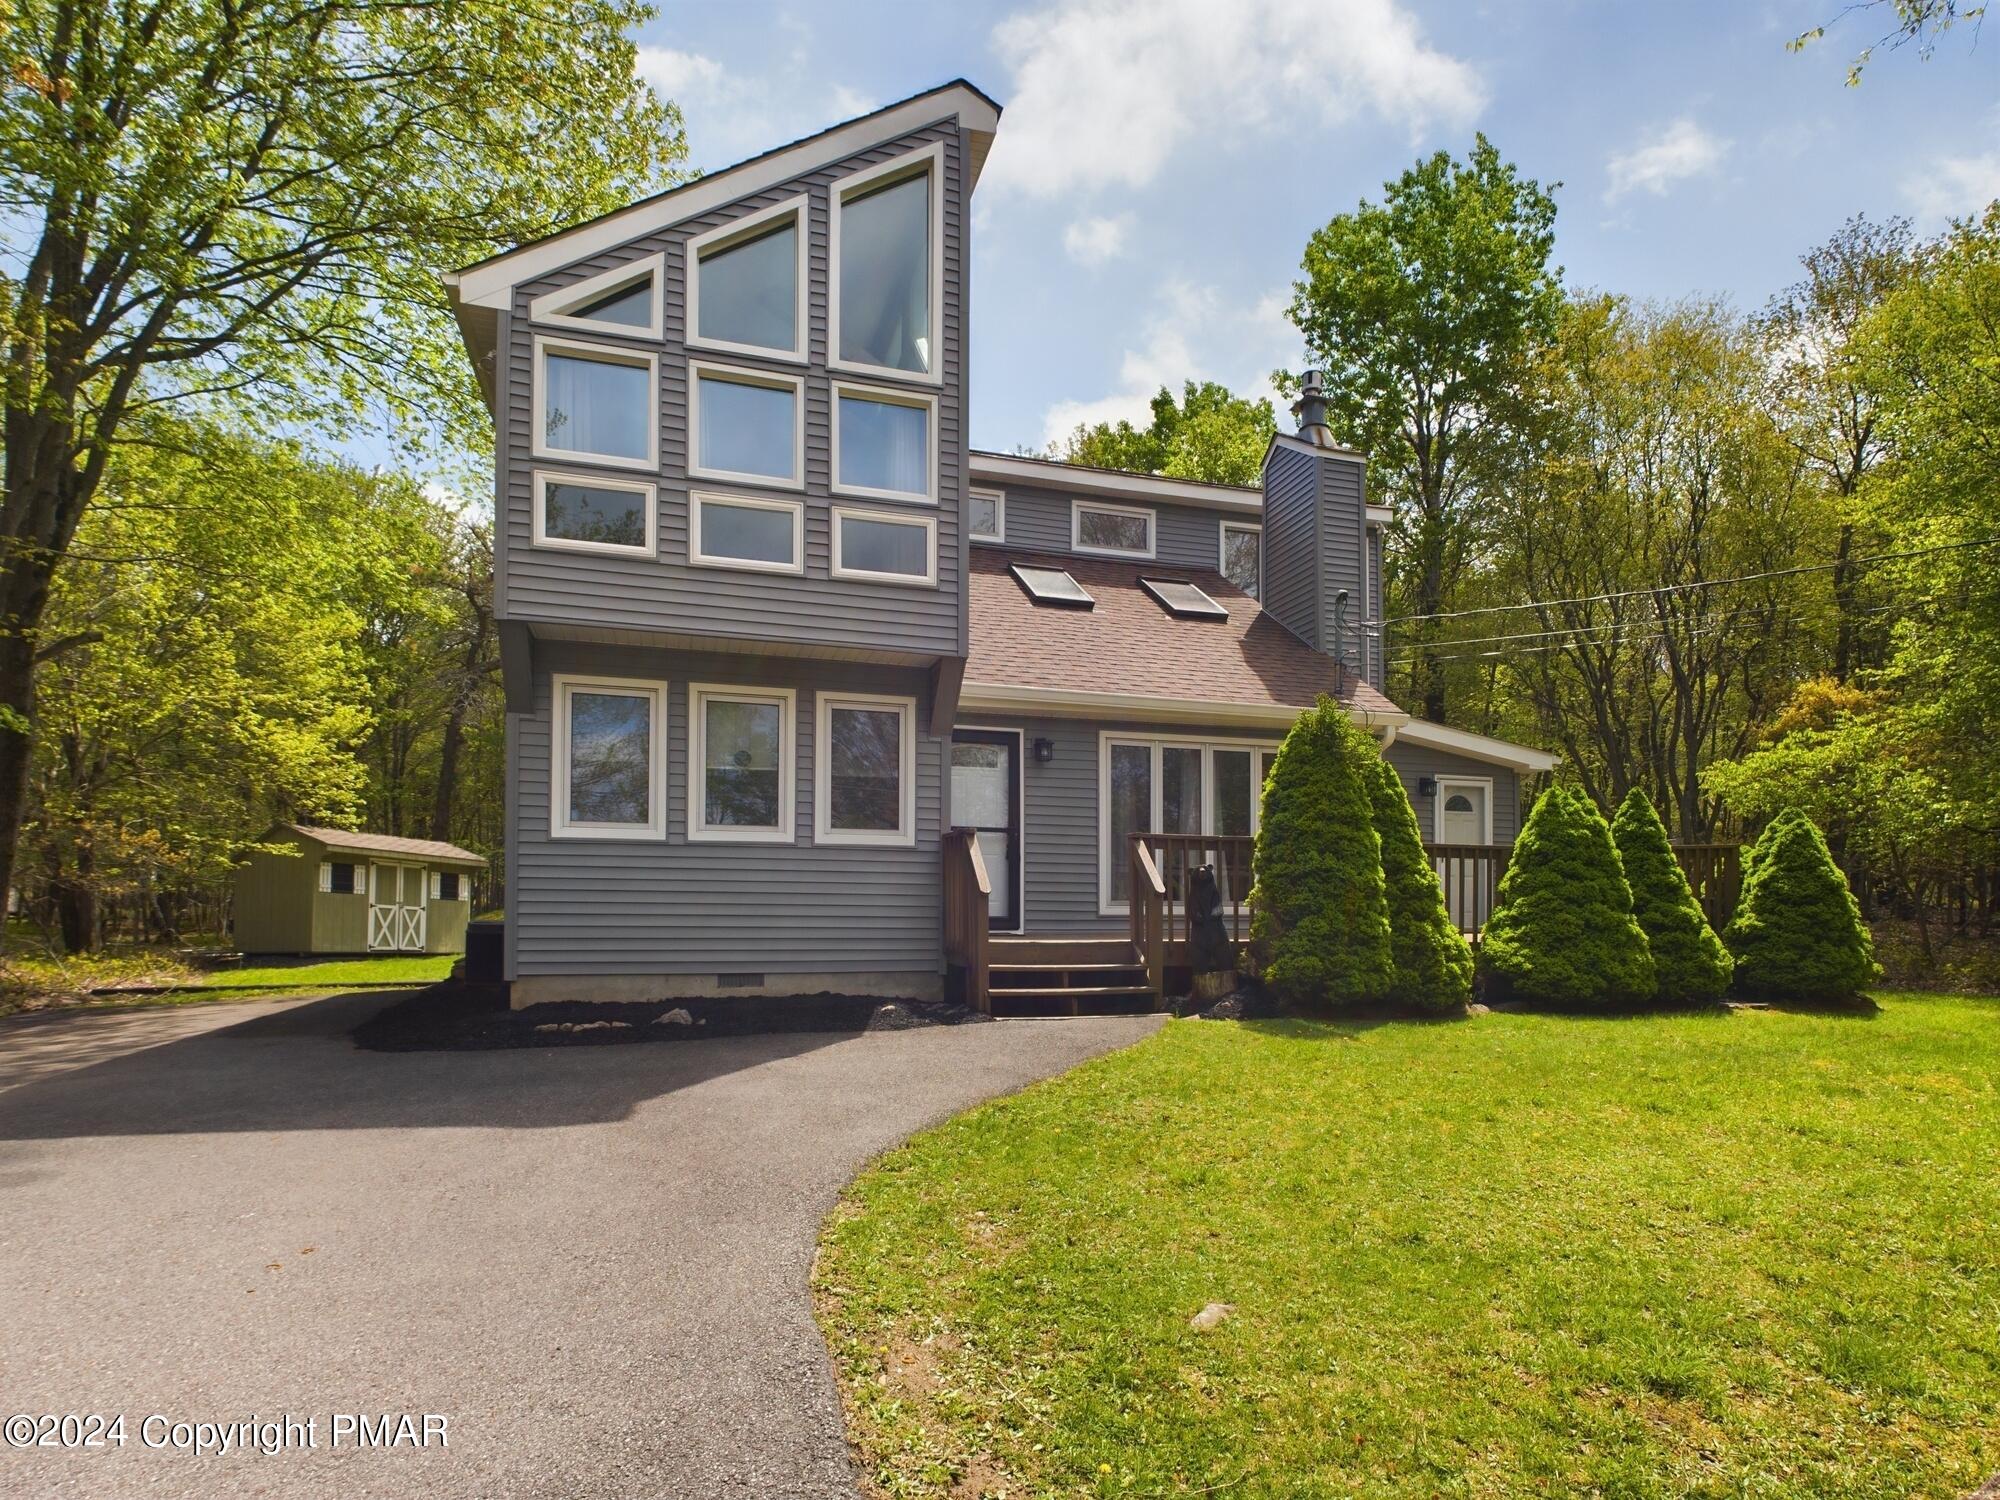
<box><xmin>278</xmin><ymin>825</ymin><xmax>487</xmax><ymax>867</ymax></box>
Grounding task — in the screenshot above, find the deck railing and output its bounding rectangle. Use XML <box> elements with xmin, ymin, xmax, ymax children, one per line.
<box><xmin>1127</xmin><ymin>840</ymin><xmax>1167</xmax><ymax>1007</ymax></box>
<box><xmin>942</xmin><ymin>827</ymin><xmax>991</xmax><ymax>1014</ymax></box>
<box><xmin>1672</xmin><ymin>842</ymin><xmax>1742</xmax><ymax>933</ymax></box>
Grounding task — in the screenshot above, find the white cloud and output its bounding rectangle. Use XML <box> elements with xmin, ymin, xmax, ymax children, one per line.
<box><xmin>635</xmin><ymin>46</ymin><xmax>725</xmax><ymax>98</ymax></box>
<box><xmin>1062</xmin><ymin>213</ymin><xmax>1135</xmax><ymax>267</ymax></box>
<box><xmin>1905</xmin><ymin>151</ymin><xmax>2000</xmax><ymax>224</ymax></box>
<box><xmin>634</xmin><ymin>47</ymin><xmax>874</xmax><ymax>168</ymax></box>
<box><xmin>984</xmin><ymin>0</ymin><xmax>1483</xmax><ymax>199</ymax></box>
<box><xmin>1038</xmin><ymin>280</ymin><xmax>1298</xmax><ymax>449</ymax></box>
<box><xmin>1604</xmin><ymin>118</ymin><xmax>1730</xmax><ymax>202</ymax></box>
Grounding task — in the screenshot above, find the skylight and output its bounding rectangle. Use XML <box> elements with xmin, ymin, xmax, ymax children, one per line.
<box><xmin>1141</xmin><ymin>577</ymin><xmax>1228</xmax><ymax>620</ymax></box>
<box><xmin>1010</xmin><ymin>564</ymin><xmax>1094</xmax><ymax>609</ymax></box>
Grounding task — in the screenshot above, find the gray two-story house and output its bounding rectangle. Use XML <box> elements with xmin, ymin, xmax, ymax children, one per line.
<box><xmin>444</xmin><ymin>80</ymin><xmax>1553</xmax><ymax>1012</ymax></box>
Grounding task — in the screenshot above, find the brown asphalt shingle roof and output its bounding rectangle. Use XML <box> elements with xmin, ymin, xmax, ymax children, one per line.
<box><xmin>965</xmin><ymin>549</ymin><xmax>1403</xmax><ymax>718</ymax></box>
<box><xmin>282</xmin><ymin>825</ymin><xmax>488</xmax><ymax>866</ymax></box>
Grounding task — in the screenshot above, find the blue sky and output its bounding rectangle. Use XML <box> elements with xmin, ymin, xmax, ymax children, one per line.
<box><xmin>635</xmin><ymin>0</ymin><xmax>1997</xmax><ymax>458</ymax></box>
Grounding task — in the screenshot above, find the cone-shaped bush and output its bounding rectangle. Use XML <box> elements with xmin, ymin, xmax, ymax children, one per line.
<box><xmin>1725</xmin><ymin>809</ymin><xmax>1879</xmax><ymax>1000</ymax></box>
<box><xmin>1250</xmin><ymin>699</ymin><xmax>1394</xmax><ymax>1006</ymax></box>
<box><xmin>1365</xmin><ymin>756</ymin><xmax>1473</xmax><ymax>1013</ymax></box>
<box><xmin>1611</xmin><ymin>788</ymin><xmax>1733</xmax><ymax>1005</ymax></box>
<box><xmin>1478</xmin><ymin>785</ymin><xmax>1654</xmax><ymax>1007</ymax></box>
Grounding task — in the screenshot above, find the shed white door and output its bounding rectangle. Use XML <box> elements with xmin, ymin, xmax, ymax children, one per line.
<box><xmin>368</xmin><ymin>862</ymin><xmax>427</xmax><ymax>952</ymax></box>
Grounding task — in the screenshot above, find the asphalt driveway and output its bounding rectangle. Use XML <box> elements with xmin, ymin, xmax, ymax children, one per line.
<box><xmin>0</xmin><ymin>993</ymin><xmax>1159</xmax><ymax>1499</ymax></box>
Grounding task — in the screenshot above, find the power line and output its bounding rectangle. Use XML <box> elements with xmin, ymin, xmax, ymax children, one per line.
<box><xmin>1370</xmin><ymin>535</ymin><xmax>2000</xmax><ymax>630</ymax></box>
<box><xmin>1393</xmin><ymin>600</ymin><xmax>1913</xmax><ymax>668</ymax></box>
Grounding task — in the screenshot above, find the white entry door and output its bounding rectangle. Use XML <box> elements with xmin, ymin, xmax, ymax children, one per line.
<box><xmin>1434</xmin><ymin>779</ymin><xmax>1495</xmax><ymax>931</ymax></box>
<box><xmin>368</xmin><ymin>863</ymin><xmax>428</xmax><ymax>952</ymax></box>
<box><xmin>950</xmin><ymin>732</ymin><xmax>1020</xmax><ymax>931</ymax></box>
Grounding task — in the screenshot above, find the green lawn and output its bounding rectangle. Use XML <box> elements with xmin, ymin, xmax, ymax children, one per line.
<box><xmin>815</xmin><ymin>996</ymin><xmax>2000</xmax><ymax>1499</ymax></box>
<box><xmin>0</xmin><ymin>949</ymin><xmax>455</xmax><ymax>1016</ymax></box>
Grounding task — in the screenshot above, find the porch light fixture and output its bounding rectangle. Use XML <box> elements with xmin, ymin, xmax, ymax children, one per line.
<box><xmin>1417</xmin><ymin>776</ymin><xmax>1437</xmax><ymax>798</ymax></box>
<box><xmin>1033</xmin><ymin>737</ymin><xmax>1055</xmax><ymax>764</ymax></box>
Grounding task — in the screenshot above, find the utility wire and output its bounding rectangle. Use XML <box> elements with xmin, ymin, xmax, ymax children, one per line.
<box><xmin>1394</xmin><ymin>600</ymin><xmax>1911</xmax><ymax>668</ymax></box>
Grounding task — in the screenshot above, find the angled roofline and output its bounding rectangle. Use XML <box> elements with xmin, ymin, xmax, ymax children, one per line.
<box><xmin>446</xmin><ymin>79</ymin><xmax>1001</xmax><ymax>314</ymax></box>
<box><xmin>1392</xmin><ymin>719</ymin><xmax>1560</xmax><ymax>774</ymax></box>
<box><xmin>968</xmin><ymin>451</ymin><xmax>1264</xmax><ymax>513</ymax></box>
<box><xmin>1263</xmin><ymin>430</ymin><xmax>1369</xmax><ymax>465</ymax></box>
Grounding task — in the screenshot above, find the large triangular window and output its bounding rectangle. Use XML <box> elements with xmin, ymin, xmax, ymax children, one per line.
<box><xmin>529</xmin><ymin>253</ymin><xmax>664</xmax><ymax>340</ymax></box>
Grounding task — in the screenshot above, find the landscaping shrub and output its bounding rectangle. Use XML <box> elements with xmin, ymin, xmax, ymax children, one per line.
<box><xmin>1725</xmin><ymin>808</ymin><xmax>1879</xmax><ymax>1000</ymax></box>
<box><xmin>1478</xmin><ymin>785</ymin><xmax>1654</xmax><ymax>1007</ymax></box>
<box><xmin>1365</xmin><ymin>756</ymin><xmax>1474</xmax><ymax>1012</ymax></box>
<box><xmin>1250</xmin><ymin>698</ymin><xmax>1394</xmax><ymax>1005</ymax></box>
<box><xmin>1611</xmin><ymin>787</ymin><xmax>1734</xmax><ymax>1005</ymax></box>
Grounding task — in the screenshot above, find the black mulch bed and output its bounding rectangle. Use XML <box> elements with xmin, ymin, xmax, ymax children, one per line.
<box><xmin>352</xmin><ymin>980</ymin><xmax>992</xmax><ymax>1052</ymax></box>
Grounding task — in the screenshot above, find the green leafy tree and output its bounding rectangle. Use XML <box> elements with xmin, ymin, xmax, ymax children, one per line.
<box><xmin>0</xmin><ymin>0</ymin><xmax>688</xmax><ymax>942</ymax></box>
<box><xmin>1478</xmin><ymin>785</ymin><xmax>1654</xmax><ymax>1007</ymax></box>
<box><xmin>1611</xmin><ymin>788</ymin><xmax>1733</xmax><ymax>1004</ymax></box>
<box><xmin>1791</xmin><ymin>1</ymin><xmax>1983</xmax><ymax>83</ymax></box>
<box><xmin>1250</xmin><ymin>700</ymin><xmax>1393</xmax><ymax>1006</ymax></box>
<box><xmin>1056</xmin><ymin>381</ymin><xmax>1277</xmax><ymax>486</ymax></box>
<box><xmin>1725</xmin><ymin>810</ymin><xmax>1879</xmax><ymax>999</ymax></box>
<box><xmin>1364</xmin><ymin>756</ymin><xmax>1473</xmax><ymax>1012</ymax></box>
<box><xmin>1288</xmin><ymin>136</ymin><xmax>1562</xmax><ymax>723</ymax></box>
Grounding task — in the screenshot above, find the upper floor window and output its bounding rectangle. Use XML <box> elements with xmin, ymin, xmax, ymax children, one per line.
<box><xmin>1072</xmin><ymin>499</ymin><xmax>1155</xmax><ymax>559</ymax></box>
<box><xmin>687</xmin><ymin>198</ymin><xmax>806</xmax><ymax>361</ymax></box>
<box><xmin>1220</xmin><ymin>521</ymin><xmax>1261</xmax><ymax>597</ymax></box>
<box><xmin>831</xmin><ymin>144</ymin><xmax>943</xmax><ymax>382</ymax></box>
<box><xmin>968</xmin><ymin>487</ymin><xmax>1004</xmax><ymax>543</ymax></box>
<box><xmin>534</xmin><ymin>336</ymin><xmax>658</xmax><ymax>471</ymax></box>
<box><xmin>832</xmin><ymin>506</ymin><xmax>936</xmax><ymax>587</ymax></box>
<box><xmin>528</xmin><ymin>254</ymin><xmax>664</xmax><ymax>340</ymax></box>
<box><xmin>689</xmin><ymin>361</ymin><xmax>804</xmax><ymax>488</ymax></box>
<box><xmin>833</xmin><ymin>382</ymin><xmax>935</xmax><ymax>503</ymax></box>
<box><xmin>533</xmin><ymin>470</ymin><xmax>656</xmax><ymax>557</ymax></box>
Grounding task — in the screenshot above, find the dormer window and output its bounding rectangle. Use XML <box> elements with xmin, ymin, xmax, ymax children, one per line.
<box><xmin>528</xmin><ymin>254</ymin><xmax>664</xmax><ymax>340</ymax></box>
<box><xmin>831</xmin><ymin>143</ymin><xmax>943</xmax><ymax>383</ymax></box>
<box><xmin>533</xmin><ymin>336</ymin><xmax>658</xmax><ymax>471</ymax></box>
<box><xmin>687</xmin><ymin>197</ymin><xmax>807</xmax><ymax>361</ymax></box>
<box><xmin>1072</xmin><ymin>499</ymin><xmax>1155</xmax><ymax>559</ymax></box>
<box><xmin>1220</xmin><ymin>521</ymin><xmax>1261</xmax><ymax>597</ymax></box>
<box><xmin>689</xmin><ymin>360</ymin><xmax>804</xmax><ymax>488</ymax></box>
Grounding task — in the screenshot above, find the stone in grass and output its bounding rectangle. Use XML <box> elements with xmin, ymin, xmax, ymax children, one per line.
<box><xmin>654</xmin><ymin>1007</ymin><xmax>694</xmax><ymax>1026</ymax></box>
<box><xmin>1189</xmin><ymin>1302</ymin><xmax>1235</xmax><ymax>1331</ymax></box>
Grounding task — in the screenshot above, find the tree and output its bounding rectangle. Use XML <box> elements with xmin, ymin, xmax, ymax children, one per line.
<box><xmin>1249</xmin><ymin>700</ymin><xmax>1393</xmax><ymax>1006</ymax></box>
<box><xmin>1611</xmin><ymin>788</ymin><xmax>1733</xmax><ymax>1004</ymax></box>
<box><xmin>1364</xmin><ymin>756</ymin><xmax>1473</xmax><ymax>1012</ymax></box>
<box><xmin>1288</xmin><ymin>135</ymin><xmax>1561</xmax><ymax>723</ymax></box>
<box><xmin>1055</xmin><ymin>381</ymin><xmax>1276</xmax><ymax>486</ymax></box>
<box><xmin>1791</xmin><ymin>2</ymin><xmax>1985</xmax><ymax>83</ymax></box>
<box><xmin>1477</xmin><ymin>785</ymin><xmax>1654</xmax><ymax>1007</ymax></box>
<box><xmin>1725</xmin><ymin>811</ymin><xmax>1879</xmax><ymax>1000</ymax></box>
<box><xmin>0</xmin><ymin>0</ymin><xmax>688</xmax><ymax>941</ymax></box>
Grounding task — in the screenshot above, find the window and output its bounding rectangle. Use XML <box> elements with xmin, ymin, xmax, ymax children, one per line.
<box><xmin>1140</xmin><ymin>577</ymin><xmax>1228</xmax><ymax>620</ymax></box>
<box><xmin>690</xmin><ymin>684</ymin><xmax>795</xmax><ymax>843</ymax></box>
<box><xmin>690</xmin><ymin>492</ymin><xmax>803</xmax><ymax>575</ymax></box>
<box><xmin>527</xmin><ymin>253</ymin><xmax>664</xmax><ymax>340</ymax></box>
<box><xmin>831</xmin><ymin>143</ymin><xmax>943</xmax><ymax>381</ymax></box>
<box><xmin>832</xmin><ymin>382</ymin><xmax>936</xmax><ymax>502</ymax></box>
<box><xmin>321</xmin><ymin>861</ymin><xmax>357</xmax><ymax>895</ymax></box>
<box><xmin>1099</xmin><ymin>736</ymin><xmax>1281</xmax><ymax>912</ymax></box>
<box><xmin>532</xmin><ymin>470</ymin><xmax>655</xmax><ymax>556</ymax></box>
<box><xmin>1009</xmin><ymin>563</ymin><xmax>1094</xmax><ymax>609</ymax></box>
<box><xmin>436</xmin><ymin>871</ymin><xmax>462</xmax><ymax>902</ymax></box>
<box><xmin>687</xmin><ymin>197</ymin><xmax>806</xmax><ymax>360</ymax></box>
<box><xmin>832</xmin><ymin>507</ymin><xmax>935</xmax><ymax>586</ymax></box>
<box><xmin>968</xmin><ymin>487</ymin><xmax>1004</xmax><ymax>542</ymax></box>
<box><xmin>1221</xmin><ymin>521</ymin><xmax>1261</xmax><ymax>597</ymax></box>
<box><xmin>689</xmin><ymin>361</ymin><xmax>804</xmax><ymax>487</ymax></box>
<box><xmin>815</xmin><ymin>693</ymin><xmax>916</xmax><ymax>846</ymax></box>
<box><xmin>1072</xmin><ymin>499</ymin><xmax>1155</xmax><ymax>558</ymax></box>
<box><xmin>552</xmin><ymin>675</ymin><xmax>666</xmax><ymax>840</ymax></box>
<box><xmin>533</xmin><ymin>336</ymin><xmax>658</xmax><ymax>471</ymax></box>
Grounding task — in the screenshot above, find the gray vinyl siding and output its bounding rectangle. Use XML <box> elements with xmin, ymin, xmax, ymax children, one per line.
<box><xmin>1383</xmin><ymin>742</ymin><xmax>1522</xmax><ymax>846</ymax></box>
<box><xmin>1366</xmin><ymin>526</ymin><xmax>1385</xmax><ymax>688</ymax></box>
<box><xmin>975</xmin><ymin>482</ymin><xmax>1249</xmax><ymax>569</ymax></box>
<box><xmin>510</xmin><ymin>640</ymin><xmax>944</xmax><ymax>979</ymax></box>
<box><xmin>1259</xmin><ymin>444</ymin><xmax>1320</xmax><ymax>648</ymax></box>
<box><xmin>1316</xmin><ymin>456</ymin><xmax>1369</xmax><ymax>679</ymax></box>
<box><xmin>497</xmin><ymin>121</ymin><xmax>969</xmax><ymax>661</ymax></box>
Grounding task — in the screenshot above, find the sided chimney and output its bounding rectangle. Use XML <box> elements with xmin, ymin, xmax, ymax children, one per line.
<box><xmin>1291</xmin><ymin>369</ymin><xmax>1334</xmax><ymax>448</ymax></box>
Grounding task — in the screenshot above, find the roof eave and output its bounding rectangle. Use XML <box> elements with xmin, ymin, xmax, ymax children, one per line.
<box><xmin>1391</xmin><ymin>718</ymin><xmax>1560</xmax><ymax>774</ymax></box>
<box><xmin>957</xmin><ymin>681</ymin><xmax>1409</xmax><ymax>731</ymax></box>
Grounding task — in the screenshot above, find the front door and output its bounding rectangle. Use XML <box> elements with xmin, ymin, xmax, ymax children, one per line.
<box><xmin>1434</xmin><ymin>779</ymin><xmax>1493</xmax><ymax>931</ymax></box>
<box><xmin>368</xmin><ymin>862</ymin><xmax>428</xmax><ymax>952</ymax></box>
<box><xmin>951</xmin><ymin>731</ymin><xmax>1021</xmax><ymax>932</ymax></box>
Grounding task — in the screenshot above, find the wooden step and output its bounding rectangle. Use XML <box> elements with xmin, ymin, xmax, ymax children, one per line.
<box><xmin>989</xmin><ymin>960</ymin><xmax>1143</xmax><ymax>976</ymax></box>
<box><xmin>989</xmin><ymin>937</ymin><xmax>1137</xmax><ymax>966</ymax></box>
<box><xmin>988</xmin><ymin>984</ymin><xmax>1153</xmax><ymax>1001</ymax></box>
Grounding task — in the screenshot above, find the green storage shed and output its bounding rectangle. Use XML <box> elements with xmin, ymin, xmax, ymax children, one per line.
<box><xmin>233</xmin><ymin>824</ymin><xmax>487</xmax><ymax>956</ymax></box>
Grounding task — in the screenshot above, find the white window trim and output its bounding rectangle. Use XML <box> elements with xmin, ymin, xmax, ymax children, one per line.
<box><xmin>530</xmin><ymin>468</ymin><xmax>657</xmax><ymax>558</ymax></box>
<box><xmin>1432</xmin><ymin>775</ymin><xmax>1496</xmax><ymax>845</ymax></box>
<box><xmin>689</xmin><ymin>489</ymin><xmax>804</xmax><ymax>576</ymax></box>
<box><xmin>527</xmin><ymin>252</ymin><xmax>665</xmax><ymax>340</ymax></box>
<box><xmin>1096</xmin><ymin>733</ymin><xmax>1281</xmax><ymax>916</ymax></box>
<box><xmin>685</xmin><ymin>196</ymin><xmax>810</xmax><ymax>364</ymax></box>
<box><xmin>953</xmin><ymin>725</ymin><xmax>1026</xmax><ymax>934</ymax></box>
<box><xmin>1072</xmin><ymin>498</ymin><xmax>1156</xmax><ymax>560</ymax></box>
<box><xmin>828</xmin><ymin>141</ymin><xmax>946</xmax><ymax>387</ymax></box>
<box><xmin>689</xmin><ymin>682</ymin><xmax>797</xmax><ymax>844</ymax></box>
<box><xmin>551</xmin><ymin>674</ymin><xmax>668</xmax><ymax>841</ymax></box>
<box><xmin>687</xmin><ymin>358</ymin><xmax>806</xmax><ymax>491</ymax></box>
<box><xmin>317</xmin><ymin>861</ymin><xmax>333</xmax><ymax>894</ymax></box>
<box><xmin>815</xmin><ymin>692</ymin><xmax>918</xmax><ymax>848</ymax></box>
<box><xmin>1219</xmin><ymin>519</ymin><xmax>1262</xmax><ymax>594</ymax></box>
<box><xmin>968</xmin><ymin>486</ymin><xmax>1005</xmax><ymax>543</ymax></box>
<box><xmin>830</xmin><ymin>379</ymin><xmax>939</xmax><ymax>504</ymax></box>
<box><xmin>830</xmin><ymin>505</ymin><xmax>937</xmax><ymax>587</ymax></box>
<box><xmin>531</xmin><ymin>334</ymin><xmax>660</xmax><ymax>472</ymax></box>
